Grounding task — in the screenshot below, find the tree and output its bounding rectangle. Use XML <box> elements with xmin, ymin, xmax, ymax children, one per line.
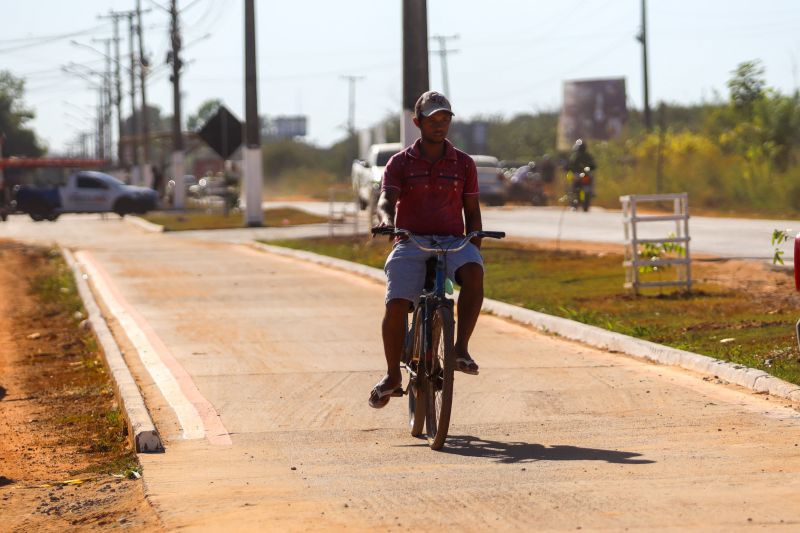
<box><xmin>122</xmin><ymin>103</ymin><xmax>165</xmax><ymax>136</ymax></box>
<box><xmin>187</xmin><ymin>98</ymin><xmax>223</xmax><ymax>131</ymax></box>
<box><xmin>727</xmin><ymin>60</ymin><xmax>766</xmax><ymax>115</ymax></box>
<box><xmin>0</xmin><ymin>70</ymin><xmax>43</xmax><ymax>157</ymax></box>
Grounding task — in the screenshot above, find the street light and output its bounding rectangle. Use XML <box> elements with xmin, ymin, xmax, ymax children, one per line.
<box><xmin>61</xmin><ymin>65</ymin><xmax>107</xmax><ymax>160</ymax></box>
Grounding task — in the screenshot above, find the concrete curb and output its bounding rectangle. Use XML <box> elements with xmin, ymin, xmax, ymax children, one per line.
<box><xmin>125</xmin><ymin>215</ymin><xmax>165</xmax><ymax>233</ymax></box>
<box><xmin>252</xmin><ymin>241</ymin><xmax>800</xmax><ymax>404</ymax></box>
<box><xmin>63</xmin><ymin>249</ymin><xmax>164</xmax><ymax>453</ymax></box>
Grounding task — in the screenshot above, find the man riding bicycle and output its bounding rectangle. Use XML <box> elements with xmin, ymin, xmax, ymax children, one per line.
<box><xmin>369</xmin><ymin>90</ymin><xmax>485</xmax><ymax>409</ymax></box>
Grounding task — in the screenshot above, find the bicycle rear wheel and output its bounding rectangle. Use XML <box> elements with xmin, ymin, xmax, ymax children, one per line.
<box><xmin>424</xmin><ymin>306</ymin><xmax>455</xmax><ymax>450</ymax></box>
<box><xmin>407</xmin><ymin>307</ymin><xmax>426</xmax><ymax>437</ymax></box>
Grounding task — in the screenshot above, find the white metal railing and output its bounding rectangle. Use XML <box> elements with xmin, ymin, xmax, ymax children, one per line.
<box><xmin>328</xmin><ymin>187</ymin><xmax>361</xmax><ymax>237</ymax></box>
<box><xmin>620</xmin><ymin>192</ymin><xmax>692</xmax><ymax>294</ymax></box>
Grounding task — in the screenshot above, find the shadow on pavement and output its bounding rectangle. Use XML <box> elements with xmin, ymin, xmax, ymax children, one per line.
<box><xmin>0</xmin><ymin>476</ymin><xmax>13</xmax><ymax>487</ymax></box>
<box><xmin>439</xmin><ymin>435</ymin><xmax>656</xmax><ymax>465</ymax></box>
<box><xmin>0</xmin><ymin>385</ymin><xmax>5</xmax><ymax>401</ymax></box>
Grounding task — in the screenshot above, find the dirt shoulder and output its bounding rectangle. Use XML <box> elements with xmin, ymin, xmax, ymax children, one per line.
<box><xmin>0</xmin><ymin>240</ymin><xmax>161</xmax><ymax>531</ymax></box>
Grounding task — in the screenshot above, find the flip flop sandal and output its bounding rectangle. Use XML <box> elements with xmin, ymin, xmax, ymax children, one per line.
<box><xmin>456</xmin><ymin>356</ymin><xmax>479</xmax><ymax>375</ymax></box>
<box><xmin>368</xmin><ymin>383</ymin><xmax>404</xmax><ymax>409</ymax></box>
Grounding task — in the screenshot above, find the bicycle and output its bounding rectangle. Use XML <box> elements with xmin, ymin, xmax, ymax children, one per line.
<box><xmin>372</xmin><ymin>227</ymin><xmax>505</xmax><ymax>450</ymax></box>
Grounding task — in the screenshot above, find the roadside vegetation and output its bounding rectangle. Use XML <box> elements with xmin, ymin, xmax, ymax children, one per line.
<box><xmin>268</xmin><ymin>236</ymin><xmax>800</xmax><ymax>385</ymax></box>
<box><xmin>252</xmin><ymin>60</ymin><xmax>800</xmax><ymax>220</ymax></box>
<box><xmin>142</xmin><ymin>207</ymin><xmax>327</xmax><ymax>231</ymax></box>
<box><xmin>28</xmin><ymin>247</ymin><xmax>140</xmax><ymax>477</ymax></box>
<box><xmin>1</xmin><ymin>242</ymin><xmax>159</xmax><ymax>530</ymax></box>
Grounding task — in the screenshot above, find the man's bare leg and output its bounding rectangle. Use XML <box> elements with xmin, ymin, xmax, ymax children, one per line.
<box><xmin>454</xmin><ymin>263</ymin><xmax>484</xmax><ymax>373</ymax></box>
<box><xmin>370</xmin><ymin>298</ymin><xmax>409</xmax><ymax>407</ymax></box>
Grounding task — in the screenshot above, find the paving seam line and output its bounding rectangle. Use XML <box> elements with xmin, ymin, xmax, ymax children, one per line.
<box><xmin>62</xmin><ymin>248</ymin><xmax>164</xmax><ymax>453</ymax></box>
<box><xmin>252</xmin><ymin>241</ymin><xmax>800</xmax><ymax>404</ymax></box>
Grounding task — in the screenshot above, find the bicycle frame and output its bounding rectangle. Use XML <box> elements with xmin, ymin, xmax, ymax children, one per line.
<box><xmin>372</xmin><ymin>226</ymin><xmax>505</xmax><ymax>448</ymax></box>
<box><xmin>374</xmin><ymin>229</ymin><xmax>505</xmax><ymax>375</ymax></box>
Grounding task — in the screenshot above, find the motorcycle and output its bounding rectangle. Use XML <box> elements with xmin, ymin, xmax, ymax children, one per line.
<box><xmin>569</xmin><ymin>166</ymin><xmax>594</xmax><ymax>212</ymax></box>
<box><xmin>507</xmin><ymin>164</ymin><xmax>548</xmax><ymax>206</ymax></box>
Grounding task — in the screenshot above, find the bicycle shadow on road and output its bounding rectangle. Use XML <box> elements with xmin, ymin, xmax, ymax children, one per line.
<box><xmin>439</xmin><ymin>435</ymin><xmax>655</xmax><ymax>465</ymax></box>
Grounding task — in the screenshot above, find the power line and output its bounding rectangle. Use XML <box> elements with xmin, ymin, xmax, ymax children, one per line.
<box><xmin>0</xmin><ymin>24</ymin><xmax>108</xmax><ymax>51</ymax></box>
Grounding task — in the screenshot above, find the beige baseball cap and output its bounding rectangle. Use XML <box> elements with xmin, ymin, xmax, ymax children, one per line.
<box><xmin>414</xmin><ymin>91</ymin><xmax>454</xmax><ymax>118</ymax></box>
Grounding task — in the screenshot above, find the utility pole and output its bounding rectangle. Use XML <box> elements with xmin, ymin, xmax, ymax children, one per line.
<box><xmin>99</xmin><ymin>10</ymin><xmax>133</xmax><ymax>168</ymax></box>
<box><xmin>169</xmin><ymin>0</ymin><xmax>186</xmax><ymax>209</ymax></box>
<box><xmin>112</xmin><ymin>21</ymin><xmax>124</xmax><ymax>167</ymax></box>
<box><xmin>637</xmin><ymin>0</ymin><xmax>652</xmax><ymax>131</ymax></box>
<box><xmin>243</xmin><ymin>0</ymin><xmax>263</xmax><ymax>226</ymax></box>
<box><xmin>340</xmin><ymin>75</ymin><xmax>364</xmax><ymax>163</ymax></box>
<box><xmin>127</xmin><ymin>13</ymin><xmax>140</xmax><ymax>182</ymax></box>
<box><xmin>0</xmin><ymin>134</ymin><xmax>5</xmax><ymax>214</ymax></box>
<box><xmin>136</xmin><ymin>0</ymin><xmax>152</xmax><ymax>186</ymax></box>
<box><xmin>96</xmin><ymin>83</ymin><xmax>105</xmax><ymax>160</ymax></box>
<box><xmin>341</xmin><ymin>75</ymin><xmax>364</xmax><ymax>136</ymax></box>
<box><xmin>401</xmin><ymin>0</ymin><xmax>429</xmax><ymax>147</ymax></box>
<box><xmin>429</xmin><ymin>34</ymin><xmax>458</xmax><ymax>97</ymax></box>
<box><xmin>92</xmin><ymin>37</ymin><xmax>114</xmax><ymax>163</ymax></box>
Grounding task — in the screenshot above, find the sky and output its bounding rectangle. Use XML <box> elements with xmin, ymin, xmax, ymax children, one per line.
<box><xmin>2</xmin><ymin>0</ymin><xmax>799</xmax><ymax>154</ymax></box>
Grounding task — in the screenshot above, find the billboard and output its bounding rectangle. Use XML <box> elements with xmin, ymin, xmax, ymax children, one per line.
<box><xmin>272</xmin><ymin>116</ymin><xmax>307</xmax><ymax>139</ymax></box>
<box><xmin>557</xmin><ymin>78</ymin><xmax>627</xmax><ymax>151</ymax></box>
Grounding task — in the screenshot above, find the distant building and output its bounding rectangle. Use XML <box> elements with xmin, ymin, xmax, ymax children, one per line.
<box><xmin>557</xmin><ymin>78</ymin><xmax>627</xmax><ymax>151</ymax></box>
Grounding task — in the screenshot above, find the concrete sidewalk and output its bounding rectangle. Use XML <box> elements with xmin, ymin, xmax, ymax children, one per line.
<box><xmin>5</xmin><ymin>215</ymin><xmax>800</xmax><ymax>530</ymax></box>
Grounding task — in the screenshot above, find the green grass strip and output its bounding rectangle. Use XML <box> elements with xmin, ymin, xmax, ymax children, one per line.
<box><xmin>266</xmin><ymin>236</ymin><xmax>800</xmax><ymax>385</ymax></box>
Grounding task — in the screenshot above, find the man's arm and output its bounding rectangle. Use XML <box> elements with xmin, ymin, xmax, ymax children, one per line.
<box><xmin>376</xmin><ymin>188</ymin><xmax>399</xmax><ymax>227</ymax></box>
<box><xmin>463</xmin><ymin>195</ymin><xmax>483</xmax><ymax>248</ymax></box>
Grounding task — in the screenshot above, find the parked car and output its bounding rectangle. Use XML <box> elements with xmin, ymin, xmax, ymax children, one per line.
<box><xmin>165</xmin><ymin>174</ymin><xmax>198</xmax><ymax>206</ymax></box>
<box><xmin>14</xmin><ymin>170</ymin><xmax>158</xmax><ymax>221</ymax></box>
<box><xmin>471</xmin><ymin>155</ymin><xmax>506</xmax><ymax>206</ymax></box>
<box><xmin>351</xmin><ymin>142</ymin><xmax>403</xmax><ymax>210</ymax></box>
<box><xmin>499</xmin><ymin>160</ymin><xmax>526</xmax><ymax>180</ymax></box>
<box><xmin>195</xmin><ymin>173</ymin><xmax>240</xmax><ymax>212</ymax></box>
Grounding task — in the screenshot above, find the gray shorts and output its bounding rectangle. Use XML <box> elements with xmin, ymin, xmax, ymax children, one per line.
<box><xmin>384</xmin><ymin>235</ymin><xmax>484</xmax><ymax>305</ymax></box>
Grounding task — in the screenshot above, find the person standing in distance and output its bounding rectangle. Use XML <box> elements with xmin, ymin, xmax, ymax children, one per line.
<box><xmin>368</xmin><ymin>91</ymin><xmax>485</xmax><ymax>409</ymax></box>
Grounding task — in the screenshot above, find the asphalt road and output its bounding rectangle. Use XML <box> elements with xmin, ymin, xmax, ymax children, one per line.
<box><xmin>264</xmin><ymin>201</ymin><xmax>800</xmax><ymax>261</ymax></box>
<box><xmin>4</xmin><ymin>214</ymin><xmax>800</xmax><ymax>530</ymax></box>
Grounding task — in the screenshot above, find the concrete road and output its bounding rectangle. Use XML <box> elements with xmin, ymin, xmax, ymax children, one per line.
<box><xmin>264</xmin><ymin>201</ymin><xmax>800</xmax><ymax>261</ymax></box>
<box><xmin>4</xmin><ymin>215</ymin><xmax>800</xmax><ymax>530</ymax></box>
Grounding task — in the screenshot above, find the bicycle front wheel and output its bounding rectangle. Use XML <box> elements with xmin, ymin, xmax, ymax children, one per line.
<box><xmin>424</xmin><ymin>306</ymin><xmax>455</xmax><ymax>450</ymax></box>
<box><xmin>407</xmin><ymin>307</ymin><xmax>426</xmax><ymax>437</ymax></box>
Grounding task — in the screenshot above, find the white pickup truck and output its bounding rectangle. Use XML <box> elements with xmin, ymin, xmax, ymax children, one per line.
<box><xmin>351</xmin><ymin>142</ymin><xmax>403</xmax><ymax>211</ymax></box>
<box><xmin>14</xmin><ymin>170</ymin><xmax>159</xmax><ymax>221</ymax></box>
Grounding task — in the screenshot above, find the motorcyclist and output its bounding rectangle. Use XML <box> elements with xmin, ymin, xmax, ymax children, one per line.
<box><xmin>567</xmin><ymin>139</ymin><xmax>596</xmax><ymax>176</ymax></box>
<box><xmin>566</xmin><ymin>139</ymin><xmax>596</xmax><ymax>209</ymax></box>
<box><xmin>510</xmin><ymin>162</ymin><xmax>535</xmax><ymax>185</ymax></box>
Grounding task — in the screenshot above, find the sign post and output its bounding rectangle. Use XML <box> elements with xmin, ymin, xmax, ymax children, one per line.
<box><xmin>243</xmin><ymin>0</ymin><xmax>263</xmax><ymax>227</ymax></box>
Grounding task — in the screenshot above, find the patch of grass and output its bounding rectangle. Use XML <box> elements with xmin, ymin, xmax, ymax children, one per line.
<box><xmin>266</xmin><ymin>236</ymin><xmax>800</xmax><ymax>385</ymax></box>
<box><xmin>143</xmin><ymin>207</ymin><xmax>327</xmax><ymax>231</ymax></box>
<box><xmin>27</xmin><ymin>248</ymin><xmax>143</xmax><ymax>477</ymax></box>
<box><xmin>29</xmin><ymin>249</ymin><xmax>85</xmax><ymax>319</ymax></box>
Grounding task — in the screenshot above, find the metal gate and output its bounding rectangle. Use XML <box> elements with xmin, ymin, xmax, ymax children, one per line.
<box><xmin>620</xmin><ymin>193</ymin><xmax>692</xmax><ymax>294</ymax></box>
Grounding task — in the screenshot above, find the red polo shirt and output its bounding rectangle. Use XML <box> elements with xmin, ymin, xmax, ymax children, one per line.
<box><xmin>381</xmin><ymin>139</ymin><xmax>479</xmax><ymax>236</ymax></box>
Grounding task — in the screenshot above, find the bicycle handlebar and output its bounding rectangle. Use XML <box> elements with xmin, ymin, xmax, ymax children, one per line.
<box><xmin>371</xmin><ymin>227</ymin><xmax>505</xmax><ymax>254</ymax></box>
